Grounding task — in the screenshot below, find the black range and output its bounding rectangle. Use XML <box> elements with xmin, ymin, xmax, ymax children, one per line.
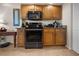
<box><xmin>25</xmin><ymin>22</ymin><xmax>43</xmax><ymax>49</ymax></box>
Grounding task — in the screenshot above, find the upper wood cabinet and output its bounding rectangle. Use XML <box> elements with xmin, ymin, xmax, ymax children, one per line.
<box><xmin>43</xmin><ymin>5</ymin><xmax>62</xmax><ymax>20</ymax></box>
<box><xmin>21</xmin><ymin>5</ymin><xmax>34</xmax><ymax>20</ymax></box>
<box><xmin>43</xmin><ymin>5</ymin><xmax>53</xmax><ymax>20</ymax></box>
<box><xmin>35</xmin><ymin>5</ymin><xmax>43</xmax><ymax>11</ymax></box>
<box><xmin>52</xmin><ymin>5</ymin><xmax>62</xmax><ymax>20</ymax></box>
<box><xmin>21</xmin><ymin>4</ymin><xmax>62</xmax><ymax>20</ymax></box>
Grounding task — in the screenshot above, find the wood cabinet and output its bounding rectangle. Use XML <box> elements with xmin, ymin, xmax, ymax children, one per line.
<box><xmin>21</xmin><ymin>5</ymin><xmax>34</xmax><ymax>20</ymax></box>
<box><xmin>56</xmin><ymin>28</ymin><xmax>66</xmax><ymax>45</ymax></box>
<box><xmin>17</xmin><ymin>28</ymin><xmax>25</xmax><ymax>47</ymax></box>
<box><xmin>21</xmin><ymin>4</ymin><xmax>62</xmax><ymax>20</ymax></box>
<box><xmin>52</xmin><ymin>6</ymin><xmax>62</xmax><ymax>20</ymax></box>
<box><xmin>43</xmin><ymin>28</ymin><xmax>55</xmax><ymax>45</ymax></box>
<box><xmin>43</xmin><ymin>5</ymin><xmax>62</xmax><ymax>20</ymax></box>
<box><xmin>43</xmin><ymin>5</ymin><xmax>54</xmax><ymax>20</ymax></box>
<box><xmin>35</xmin><ymin>5</ymin><xmax>43</xmax><ymax>11</ymax></box>
<box><xmin>17</xmin><ymin>27</ymin><xmax>66</xmax><ymax>47</ymax></box>
<box><xmin>43</xmin><ymin>28</ymin><xmax>66</xmax><ymax>46</ymax></box>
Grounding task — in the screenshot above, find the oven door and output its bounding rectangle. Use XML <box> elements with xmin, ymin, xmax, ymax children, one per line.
<box><xmin>25</xmin><ymin>29</ymin><xmax>43</xmax><ymax>48</ymax></box>
<box><xmin>25</xmin><ymin>29</ymin><xmax>42</xmax><ymax>42</ymax></box>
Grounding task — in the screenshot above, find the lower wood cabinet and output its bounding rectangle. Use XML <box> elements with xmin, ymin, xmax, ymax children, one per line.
<box><xmin>17</xmin><ymin>27</ymin><xmax>66</xmax><ymax>47</ymax></box>
<box><xmin>17</xmin><ymin>28</ymin><xmax>25</xmax><ymax>47</ymax></box>
<box><xmin>56</xmin><ymin>28</ymin><xmax>66</xmax><ymax>45</ymax></box>
<box><xmin>43</xmin><ymin>28</ymin><xmax>66</xmax><ymax>46</ymax></box>
<box><xmin>43</xmin><ymin>28</ymin><xmax>55</xmax><ymax>45</ymax></box>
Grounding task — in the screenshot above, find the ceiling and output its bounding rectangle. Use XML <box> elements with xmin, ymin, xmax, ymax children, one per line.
<box><xmin>0</xmin><ymin>3</ymin><xmax>63</xmax><ymax>7</ymax></box>
<box><xmin>21</xmin><ymin>3</ymin><xmax>63</xmax><ymax>5</ymax></box>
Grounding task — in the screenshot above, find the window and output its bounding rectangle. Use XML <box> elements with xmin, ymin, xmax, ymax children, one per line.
<box><xmin>13</xmin><ymin>9</ymin><xmax>20</xmax><ymax>26</ymax></box>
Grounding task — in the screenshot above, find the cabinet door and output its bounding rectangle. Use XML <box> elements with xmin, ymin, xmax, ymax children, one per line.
<box><xmin>35</xmin><ymin>5</ymin><xmax>43</xmax><ymax>11</ymax></box>
<box><xmin>21</xmin><ymin>5</ymin><xmax>35</xmax><ymax>20</ymax></box>
<box><xmin>43</xmin><ymin>5</ymin><xmax>62</xmax><ymax>20</ymax></box>
<box><xmin>17</xmin><ymin>28</ymin><xmax>25</xmax><ymax>47</ymax></box>
<box><xmin>43</xmin><ymin>29</ymin><xmax>55</xmax><ymax>45</ymax></box>
<box><xmin>21</xmin><ymin>5</ymin><xmax>28</xmax><ymax>20</ymax></box>
<box><xmin>56</xmin><ymin>28</ymin><xmax>66</xmax><ymax>45</ymax></box>
<box><xmin>52</xmin><ymin>6</ymin><xmax>62</xmax><ymax>20</ymax></box>
<box><xmin>43</xmin><ymin>5</ymin><xmax>53</xmax><ymax>20</ymax></box>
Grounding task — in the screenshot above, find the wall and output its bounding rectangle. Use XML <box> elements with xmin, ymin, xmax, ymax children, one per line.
<box><xmin>0</xmin><ymin>4</ymin><xmax>21</xmax><ymax>43</ymax></box>
<box><xmin>72</xmin><ymin>3</ymin><xmax>79</xmax><ymax>53</ymax></box>
<box><xmin>62</xmin><ymin>3</ymin><xmax>72</xmax><ymax>49</ymax></box>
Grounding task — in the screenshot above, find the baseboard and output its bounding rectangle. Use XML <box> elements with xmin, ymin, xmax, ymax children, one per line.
<box><xmin>65</xmin><ymin>45</ymin><xmax>72</xmax><ymax>50</ymax></box>
<box><xmin>72</xmin><ymin>50</ymin><xmax>79</xmax><ymax>54</ymax></box>
<box><xmin>65</xmin><ymin>45</ymin><xmax>79</xmax><ymax>54</ymax></box>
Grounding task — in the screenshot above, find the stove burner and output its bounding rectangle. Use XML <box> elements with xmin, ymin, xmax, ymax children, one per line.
<box><xmin>25</xmin><ymin>22</ymin><xmax>43</xmax><ymax>29</ymax></box>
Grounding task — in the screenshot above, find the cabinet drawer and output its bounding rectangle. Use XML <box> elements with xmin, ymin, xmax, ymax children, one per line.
<box><xmin>56</xmin><ymin>28</ymin><xmax>66</xmax><ymax>31</ymax></box>
<box><xmin>50</xmin><ymin>28</ymin><xmax>55</xmax><ymax>32</ymax></box>
<box><xmin>44</xmin><ymin>29</ymin><xmax>53</xmax><ymax>32</ymax></box>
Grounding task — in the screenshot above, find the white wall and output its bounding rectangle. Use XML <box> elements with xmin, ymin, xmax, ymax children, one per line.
<box><xmin>0</xmin><ymin>4</ymin><xmax>21</xmax><ymax>43</ymax></box>
<box><xmin>5</xmin><ymin>4</ymin><xmax>21</xmax><ymax>30</ymax></box>
<box><xmin>62</xmin><ymin>3</ymin><xmax>72</xmax><ymax>49</ymax></box>
<box><xmin>72</xmin><ymin>3</ymin><xmax>79</xmax><ymax>53</ymax></box>
<box><xmin>7</xmin><ymin>4</ymin><xmax>21</xmax><ymax>43</ymax></box>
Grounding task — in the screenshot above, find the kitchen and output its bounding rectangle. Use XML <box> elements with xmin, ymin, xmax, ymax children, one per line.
<box><xmin>16</xmin><ymin>4</ymin><xmax>66</xmax><ymax>48</ymax></box>
<box><xmin>0</xmin><ymin>3</ymin><xmax>79</xmax><ymax>55</ymax></box>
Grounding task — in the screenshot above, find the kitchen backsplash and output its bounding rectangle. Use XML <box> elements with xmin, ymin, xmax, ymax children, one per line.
<box><xmin>23</xmin><ymin>20</ymin><xmax>62</xmax><ymax>26</ymax></box>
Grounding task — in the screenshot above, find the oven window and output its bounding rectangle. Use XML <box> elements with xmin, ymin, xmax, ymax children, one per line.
<box><xmin>26</xmin><ymin>30</ymin><xmax>42</xmax><ymax>42</ymax></box>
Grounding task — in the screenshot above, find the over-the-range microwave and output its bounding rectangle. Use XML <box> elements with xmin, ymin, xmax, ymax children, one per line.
<box><xmin>27</xmin><ymin>11</ymin><xmax>42</xmax><ymax>20</ymax></box>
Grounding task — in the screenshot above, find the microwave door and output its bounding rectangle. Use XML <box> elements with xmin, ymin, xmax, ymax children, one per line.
<box><xmin>27</xmin><ymin>11</ymin><xmax>42</xmax><ymax>20</ymax></box>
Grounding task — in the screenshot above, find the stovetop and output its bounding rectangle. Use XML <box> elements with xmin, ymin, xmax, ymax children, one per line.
<box><xmin>24</xmin><ymin>22</ymin><xmax>43</xmax><ymax>29</ymax></box>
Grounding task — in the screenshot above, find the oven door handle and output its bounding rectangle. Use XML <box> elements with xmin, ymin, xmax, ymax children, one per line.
<box><xmin>25</xmin><ymin>29</ymin><xmax>43</xmax><ymax>31</ymax></box>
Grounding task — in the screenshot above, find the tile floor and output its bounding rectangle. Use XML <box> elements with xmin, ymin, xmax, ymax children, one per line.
<box><xmin>0</xmin><ymin>45</ymin><xmax>79</xmax><ymax>56</ymax></box>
